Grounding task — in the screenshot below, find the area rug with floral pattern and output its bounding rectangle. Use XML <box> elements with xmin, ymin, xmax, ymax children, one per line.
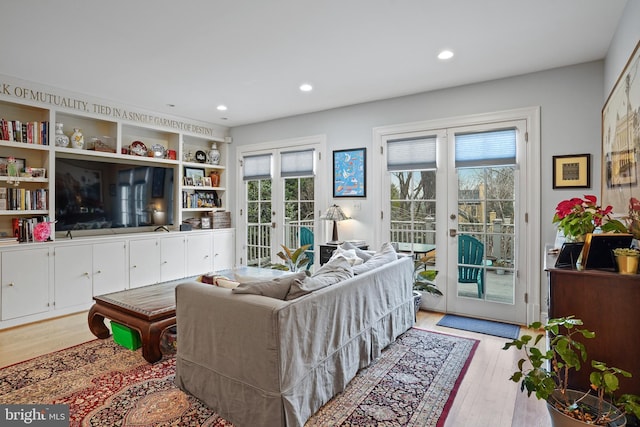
<box><xmin>0</xmin><ymin>327</ymin><xmax>477</xmax><ymax>427</ymax></box>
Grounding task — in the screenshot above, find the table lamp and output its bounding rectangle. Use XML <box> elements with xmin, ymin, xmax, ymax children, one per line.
<box><xmin>323</xmin><ymin>204</ymin><xmax>351</xmax><ymax>243</ymax></box>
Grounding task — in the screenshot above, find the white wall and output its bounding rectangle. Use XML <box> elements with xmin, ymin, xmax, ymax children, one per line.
<box><xmin>230</xmin><ymin>61</ymin><xmax>605</xmax><ymax>249</ymax></box>
<box><xmin>604</xmin><ymin>1</ymin><xmax>640</xmax><ymax>97</ymax></box>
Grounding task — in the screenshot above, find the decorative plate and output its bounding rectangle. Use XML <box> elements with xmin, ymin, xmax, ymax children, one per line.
<box><xmin>130</xmin><ymin>140</ymin><xmax>147</xmax><ymax>156</ymax></box>
<box><xmin>195</xmin><ymin>150</ymin><xmax>207</xmax><ymax>163</ymax></box>
<box><xmin>151</xmin><ymin>144</ymin><xmax>166</xmax><ymax>158</ymax></box>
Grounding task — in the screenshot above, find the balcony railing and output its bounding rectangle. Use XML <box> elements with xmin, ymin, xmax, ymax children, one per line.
<box><xmin>246</xmin><ymin>219</ymin><xmax>315</xmax><ymax>267</ymax></box>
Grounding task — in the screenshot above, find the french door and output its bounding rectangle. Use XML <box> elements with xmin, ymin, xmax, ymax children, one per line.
<box><xmin>445</xmin><ymin>123</ymin><xmax>527</xmax><ymax>323</ymax></box>
<box><xmin>379</xmin><ymin>109</ymin><xmax>538</xmax><ymax>325</ymax></box>
<box><xmin>238</xmin><ymin>138</ymin><xmax>323</xmax><ymax>270</ymax></box>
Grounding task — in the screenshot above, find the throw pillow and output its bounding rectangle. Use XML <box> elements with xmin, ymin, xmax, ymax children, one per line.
<box><xmin>232</xmin><ymin>271</ymin><xmax>307</xmax><ymax>300</ymax></box>
<box><xmin>286</xmin><ymin>255</ymin><xmax>354</xmax><ymax>300</ymax></box>
<box><xmin>329</xmin><ymin>247</ymin><xmax>364</xmax><ymax>266</ymax></box>
<box><xmin>340</xmin><ymin>241</ymin><xmax>373</xmax><ymax>262</ymax></box>
<box><xmin>352</xmin><ymin>242</ymin><xmax>397</xmax><ymax>275</ymax></box>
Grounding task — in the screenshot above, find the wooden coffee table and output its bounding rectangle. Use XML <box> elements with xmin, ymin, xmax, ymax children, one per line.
<box><xmin>88</xmin><ymin>280</ymin><xmax>183</xmax><ymax>363</ymax></box>
<box><xmin>88</xmin><ymin>268</ymin><xmax>292</xmax><ymax>363</ymax></box>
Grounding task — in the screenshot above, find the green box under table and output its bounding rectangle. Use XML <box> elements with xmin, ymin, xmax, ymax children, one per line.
<box><xmin>111</xmin><ymin>321</ymin><xmax>141</xmax><ymax>350</ymax></box>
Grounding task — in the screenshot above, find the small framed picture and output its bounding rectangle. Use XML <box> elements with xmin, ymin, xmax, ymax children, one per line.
<box><xmin>183</xmin><ymin>176</ymin><xmax>194</xmax><ymax>186</ymax></box>
<box><xmin>29</xmin><ymin>168</ymin><xmax>46</xmax><ymax>178</ymax></box>
<box><xmin>201</xmin><ymin>216</ymin><xmax>212</xmax><ymax>229</ymax></box>
<box><xmin>184</xmin><ymin>166</ymin><xmax>205</xmax><ymax>182</ymax></box>
<box><xmin>203</xmin><ymin>176</ymin><xmax>212</xmax><ymax>187</ymax></box>
<box><xmin>552</xmin><ymin>154</ymin><xmax>590</xmax><ymax>189</ymax></box>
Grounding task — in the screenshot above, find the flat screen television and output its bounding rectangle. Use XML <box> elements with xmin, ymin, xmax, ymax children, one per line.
<box><xmin>55</xmin><ymin>157</ymin><xmax>175</xmax><ymax>236</ymax></box>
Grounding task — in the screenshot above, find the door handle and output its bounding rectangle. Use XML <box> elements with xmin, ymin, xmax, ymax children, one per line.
<box><xmin>449</xmin><ymin>229</ymin><xmax>457</xmax><ymax>237</ymax></box>
<box><xmin>271</xmin><ymin>222</ymin><xmax>276</xmax><ymax>228</ymax></box>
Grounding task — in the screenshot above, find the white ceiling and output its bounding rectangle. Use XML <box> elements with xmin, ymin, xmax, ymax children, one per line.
<box><xmin>0</xmin><ymin>0</ymin><xmax>628</xmax><ymax>127</ymax></box>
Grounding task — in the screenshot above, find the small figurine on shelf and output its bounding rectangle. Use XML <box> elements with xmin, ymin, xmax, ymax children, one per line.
<box><xmin>6</xmin><ymin>157</ymin><xmax>19</xmax><ymax>186</ymax></box>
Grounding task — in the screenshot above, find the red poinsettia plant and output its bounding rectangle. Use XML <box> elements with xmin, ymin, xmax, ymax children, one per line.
<box><xmin>628</xmin><ymin>197</ymin><xmax>640</xmax><ymax>240</ymax></box>
<box><xmin>553</xmin><ymin>195</ymin><xmax>627</xmax><ymax>240</ymax></box>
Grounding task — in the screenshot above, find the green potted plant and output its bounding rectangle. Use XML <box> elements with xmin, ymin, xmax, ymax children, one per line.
<box><xmin>502</xmin><ymin>316</ymin><xmax>640</xmax><ymax>426</ymax></box>
<box><xmin>271</xmin><ymin>244</ymin><xmax>312</xmax><ymax>274</ymax></box>
<box><xmin>412</xmin><ymin>253</ymin><xmax>441</xmax><ymax>318</ymax></box>
<box><xmin>612</xmin><ymin>248</ymin><xmax>640</xmax><ymax>275</ymax></box>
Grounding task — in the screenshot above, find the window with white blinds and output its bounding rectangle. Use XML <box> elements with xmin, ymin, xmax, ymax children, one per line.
<box><xmin>386</xmin><ymin>136</ymin><xmax>437</xmax><ymax>171</ymax></box>
<box><xmin>455</xmin><ymin>128</ymin><xmax>516</xmax><ymax>168</ymax></box>
<box><xmin>242</xmin><ymin>154</ymin><xmax>272</xmax><ymax>180</ymax></box>
<box><xmin>280</xmin><ymin>149</ymin><xmax>315</xmax><ymax>177</ymax></box>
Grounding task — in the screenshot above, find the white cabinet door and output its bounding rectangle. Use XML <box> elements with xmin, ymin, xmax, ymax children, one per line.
<box><xmin>129</xmin><ymin>238</ymin><xmax>161</xmax><ymax>288</ymax></box>
<box><xmin>187</xmin><ymin>233</ymin><xmax>212</xmax><ymax>276</ymax></box>
<box><xmin>212</xmin><ymin>229</ymin><xmax>235</xmax><ymax>271</ymax></box>
<box><xmin>93</xmin><ymin>241</ymin><xmax>128</xmax><ymax>295</ymax></box>
<box><xmin>161</xmin><ymin>235</ymin><xmax>186</xmax><ymax>282</ymax></box>
<box><xmin>1</xmin><ymin>248</ymin><xmax>50</xmax><ymax>320</ymax></box>
<box><xmin>54</xmin><ymin>245</ymin><xmax>94</xmax><ymax>309</ymax></box>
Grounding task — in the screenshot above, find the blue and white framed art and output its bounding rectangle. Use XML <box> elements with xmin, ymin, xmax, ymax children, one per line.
<box><xmin>333</xmin><ymin>148</ymin><xmax>366</xmax><ymax>197</ymax></box>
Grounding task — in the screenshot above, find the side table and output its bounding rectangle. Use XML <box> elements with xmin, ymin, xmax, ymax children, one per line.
<box><xmin>319</xmin><ymin>242</ymin><xmax>369</xmax><ymax>265</ymax></box>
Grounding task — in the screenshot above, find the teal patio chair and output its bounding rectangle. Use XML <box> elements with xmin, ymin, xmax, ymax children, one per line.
<box><xmin>300</xmin><ymin>226</ymin><xmax>314</xmax><ymax>269</ymax></box>
<box><xmin>458</xmin><ymin>235</ymin><xmax>485</xmax><ymax>298</ymax></box>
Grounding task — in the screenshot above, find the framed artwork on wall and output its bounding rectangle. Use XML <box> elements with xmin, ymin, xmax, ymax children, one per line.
<box><xmin>552</xmin><ymin>154</ymin><xmax>590</xmax><ymax>189</ymax></box>
<box><xmin>333</xmin><ymin>148</ymin><xmax>366</xmax><ymax>197</ymax></box>
<box><xmin>602</xmin><ymin>40</ymin><xmax>640</xmax><ymax>213</ymax></box>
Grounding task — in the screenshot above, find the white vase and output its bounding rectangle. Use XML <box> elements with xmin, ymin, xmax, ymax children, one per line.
<box><xmin>54</xmin><ymin>123</ymin><xmax>70</xmax><ymax>147</ymax></box>
<box><xmin>71</xmin><ymin>128</ymin><xmax>84</xmax><ymax>149</ymax></box>
<box><xmin>208</xmin><ymin>143</ymin><xmax>220</xmax><ymax>165</ymax></box>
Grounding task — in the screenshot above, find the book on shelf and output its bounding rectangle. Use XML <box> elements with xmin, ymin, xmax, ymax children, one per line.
<box><xmin>0</xmin><ymin>119</ymin><xmax>48</xmax><ymax>144</ymax></box>
<box><xmin>346</xmin><ymin>240</ymin><xmax>366</xmax><ymax>246</ymax></box>
<box><xmin>0</xmin><ymin>236</ymin><xmax>18</xmax><ymax>246</ymax></box>
<box><xmin>13</xmin><ymin>215</ymin><xmax>50</xmax><ymax>242</ymax></box>
<box><xmin>4</xmin><ymin>188</ymin><xmax>48</xmax><ymax>211</ymax></box>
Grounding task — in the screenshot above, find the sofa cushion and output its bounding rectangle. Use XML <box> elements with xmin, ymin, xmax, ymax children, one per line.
<box><xmin>352</xmin><ymin>242</ymin><xmax>397</xmax><ymax>275</ymax></box>
<box><xmin>340</xmin><ymin>241</ymin><xmax>373</xmax><ymax>262</ymax></box>
<box><xmin>328</xmin><ymin>247</ymin><xmax>364</xmax><ymax>266</ymax></box>
<box><xmin>286</xmin><ymin>255</ymin><xmax>354</xmax><ymax>300</ymax></box>
<box><xmin>232</xmin><ymin>271</ymin><xmax>307</xmax><ymax>300</ymax></box>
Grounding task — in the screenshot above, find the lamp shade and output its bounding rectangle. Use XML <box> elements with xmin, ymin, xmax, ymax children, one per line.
<box><xmin>323</xmin><ymin>204</ymin><xmax>350</xmax><ymax>221</ymax></box>
<box><xmin>322</xmin><ymin>204</ymin><xmax>351</xmax><ymax>243</ymax></box>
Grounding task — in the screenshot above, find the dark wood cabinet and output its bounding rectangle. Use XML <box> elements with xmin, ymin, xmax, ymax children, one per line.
<box><xmin>547</xmin><ymin>266</ymin><xmax>640</xmax><ymax>395</ymax></box>
<box><xmin>319</xmin><ymin>243</ymin><xmax>368</xmax><ymax>265</ymax></box>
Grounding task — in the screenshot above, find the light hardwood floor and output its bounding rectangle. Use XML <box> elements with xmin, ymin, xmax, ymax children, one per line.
<box><xmin>0</xmin><ymin>309</ymin><xmax>550</xmax><ymax>426</ymax></box>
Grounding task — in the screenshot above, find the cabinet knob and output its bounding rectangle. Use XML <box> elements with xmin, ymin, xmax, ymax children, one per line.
<box><xmin>162</xmin><ymin>261</ymin><xmax>168</xmax><ymax>264</ymax></box>
<box><xmin>8</xmin><ymin>282</ymin><xmax>14</xmax><ymax>287</ymax></box>
<box><xmin>132</xmin><ymin>265</ymin><xmax>137</xmax><ymax>268</ymax></box>
<box><xmin>96</xmin><ymin>270</ymin><xmax>102</xmax><ymax>274</ymax></box>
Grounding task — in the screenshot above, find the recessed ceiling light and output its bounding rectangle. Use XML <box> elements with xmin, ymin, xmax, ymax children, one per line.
<box><xmin>299</xmin><ymin>83</ymin><xmax>313</xmax><ymax>92</ymax></box>
<box><xmin>437</xmin><ymin>50</ymin><xmax>454</xmax><ymax>60</ymax></box>
<box><xmin>217</xmin><ymin>105</ymin><xmax>228</xmax><ymax>111</ymax></box>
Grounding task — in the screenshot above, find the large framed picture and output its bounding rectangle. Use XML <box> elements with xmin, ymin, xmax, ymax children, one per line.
<box><xmin>552</xmin><ymin>154</ymin><xmax>590</xmax><ymax>189</ymax></box>
<box><xmin>602</xmin><ymin>40</ymin><xmax>640</xmax><ymax>213</ymax></box>
<box><xmin>333</xmin><ymin>148</ymin><xmax>366</xmax><ymax>197</ymax></box>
